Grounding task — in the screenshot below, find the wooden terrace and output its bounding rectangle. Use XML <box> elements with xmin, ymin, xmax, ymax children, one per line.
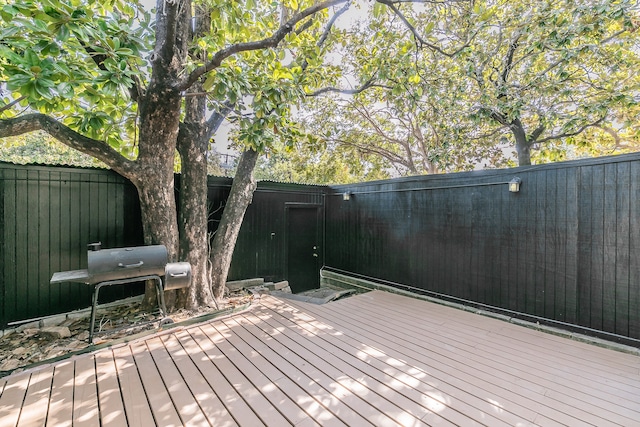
<box><xmin>1</xmin><ymin>290</ymin><xmax>639</xmax><ymax>426</ymax></box>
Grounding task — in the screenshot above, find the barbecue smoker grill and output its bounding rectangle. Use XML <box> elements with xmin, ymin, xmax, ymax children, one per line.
<box><xmin>50</xmin><ymin>243</ymin><xmax>192</xmax><ymax>343</ymax></box>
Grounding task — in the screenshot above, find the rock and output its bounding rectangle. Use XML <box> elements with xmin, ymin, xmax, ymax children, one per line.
<box><xmin>39</xmin><ymin>326</ymin><xmax>71</xmax><ymax>339</ymax></box>
<box><xmin>22</xmin><ymin>328</ymin><xmax>39</xmax><ymax>337</ymax></box>
<box><xmin>273</xmin><ymin>280</ymin><xmax>290</xmax><ymax>291</ymax></box>
<box><xmin>39</xmin><ymin>315</ymin><xmax>66</xmax><ymax>328</ymax></box>
<box><xmin>12</xmin><ymin>346</ymin><xmax>26</xmax><ymax>356</ymax></box>
<box><xmin>226</xmin><ymin>278</ymin><xmax>264</xmax><ymax>292</ymax></box>
<box><xmin>76</xmin><ymin>331</ymin><xmax>90</xmax><ymax>342</ymax></box>
<box><xmin>16</xmin><ymin>321</ymin><xmax>40</xmax><ymax>332</ymax></box>
<box><xmin>263</xmin><ymin>282</ymin><xmax>275</xmax><ymax>290</ymax></box>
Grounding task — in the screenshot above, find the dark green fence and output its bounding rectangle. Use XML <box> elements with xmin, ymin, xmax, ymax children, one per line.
<box><xmin>4</xmin><ymin>153</ymin><xmax>640</xmax><ymax>346</ymax></box>
<box><xmin>326</xmin><ymin>152</ymin><xmax>640</xmax><ymax>346</ymax></box>
<box><xmin>0</xmin><ymin>163</ymin><xmax>326</xmax><ymax>328</ymax></box>
<box><xmin>204</xmin><ymin>177</ymin><xmax>326</xmax><ymax>282</ymax></box>
<box><xmin>0</xmin><ymin>163</ymin><xmax>143</xmax><ymax>328</ymax></box>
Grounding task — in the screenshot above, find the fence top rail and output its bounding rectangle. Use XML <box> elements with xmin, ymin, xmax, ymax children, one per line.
<box><xmin>328</xmin><ymin>151</ymin><xmax>640</xmax><ymax>191</ymax></box>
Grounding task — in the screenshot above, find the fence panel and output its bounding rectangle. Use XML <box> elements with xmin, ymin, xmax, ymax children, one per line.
<box><xmin>0</xmin><ymin>166</ymin><xmax>326</xmax><ymax>327</ymax></box>
<box><xmin>326</xmin><ymin>153</ymin><xmax>640</xmax><ymax>344</ymax></box>
<box><xmin>0</xmin><ymin>163</ymin><xmax>143</xmax><ymax>328</ymax></box>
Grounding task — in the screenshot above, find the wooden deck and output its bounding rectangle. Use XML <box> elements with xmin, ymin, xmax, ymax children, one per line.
<box><xmin>1</xmin><ymin>290</ymin><xmax>639</xmax><ymax>426</ymax></box>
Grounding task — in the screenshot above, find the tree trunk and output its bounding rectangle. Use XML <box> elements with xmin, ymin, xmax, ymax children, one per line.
<box><xmin>511</xmin><ymin>123</ymin><xmax>532</xmax><ymax>166</ymax></box>
<box><xmin>209</xmin><ymin>148</ymin><xmax>259</xmax><ymax>300</ymax></box>
<box><xmin>134</xmin><ymin>84</ymin><xmax>182</xmax><ymax>308</ymax></box>
<box><xmin>132</xmin><ymin>167</ymin><xmax>179</xmax><ymax>309</ymax></box>
<box><xmin>176</xmin><ymin>124</ymin><xmax>216</xmax><ymax>309</ymax></box>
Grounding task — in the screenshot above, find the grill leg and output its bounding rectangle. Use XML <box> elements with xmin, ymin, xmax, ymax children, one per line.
<box><xmin>154</xmin><ymin>277</ymin><xmax>168</xmax><ymax>317</ymax></box>
<box><xmin>88</xmin><ymin>283</ymin><xmax>105</xmax><ymax>344</ymax></box>
<box><xmin>87</xmin><ymin>275</ymin><xmax>165</xmax><ymax>344</ymax></box>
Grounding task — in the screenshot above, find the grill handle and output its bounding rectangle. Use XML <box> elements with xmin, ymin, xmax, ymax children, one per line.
<box><xmin>169</xmin><ymin>272</ymin><xmax>188</xmax><ymax>278</ymax></box>
<box><xmin>118</xmin><ymin>261</ymin><xmax>144</xmax><ymax>268</ymax></box>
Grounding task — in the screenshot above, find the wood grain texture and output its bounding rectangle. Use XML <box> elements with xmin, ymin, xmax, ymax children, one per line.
<box><xmin>1</xmin><ymin>292</ymin><xmax>638</xmax><ymax>426</ymax></box>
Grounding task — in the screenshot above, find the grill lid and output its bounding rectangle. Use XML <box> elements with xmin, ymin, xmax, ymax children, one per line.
<box><xmin>86</xmin><ymin>243</ymin><xmax>168</xmax><ymax>284</ymax></box>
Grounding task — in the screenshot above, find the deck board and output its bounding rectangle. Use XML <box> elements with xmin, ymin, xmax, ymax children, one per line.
<box><xmin>0</xmin><ymin>370</ymin><xmax>30</xmax><ymax>427</ymax></box>
<box><xmin>17</xmin><ymin>368</ymin><xmax>53</xmax><ymax>426</ymax></box>
<box><xmin>130</xmin><ymin>340</ymin><xmax>183</xmax><ymax>426</ymax></box>
<box><xmin>73</xmin><ymin>356</ymin><xmax>100</xmax><ymax>427</ymax></box>
<box><xmin>111</xmin><ymin>344</ymin><xmax>156</xmax><ymax>426</ymax></box>
<box><xmin>218</xmin><ymin>316</ymin><xmax>366</xmax><ymax>426</ymax></box>
<box><xmin>201</xmin><ymin>322</ymin><xmax>321</xmax><ymax>426</ymax></box>
<box><xmin>343</xmin><ymin>292</ymin><xmax>640</xmax><ymax>421</ymax></box>
<box><xmin>1</xmin><ymin>290</ymin><xmax>639</xmax><ymax>426</ymax></box>
<box><xmin>257</xmin><ymin>298</ymin><xmax>524</xmax><ymax>426</ymax></box>
<box><xmin>95</xmin><ymin>350</ymin><xmax>128</xmax><ymax>426</ymax></box>
<box><xmin>179</xmin><ymin>326</ymin><xmax>258</xmax><ymax>426</ymax></box>
<box><xmin>46</xmin><ymin>360</ymin><xmax>75</xmax><ymax>427</ymax></box>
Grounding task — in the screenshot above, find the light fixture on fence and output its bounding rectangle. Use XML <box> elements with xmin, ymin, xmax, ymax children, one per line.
<box><xmin>509</xmin><ymin>177</ymin><xmax>522</xmax><ymax>193</ymax></box>
<box><xmin>342</xmin><ymin>192</ymin><xmax>351</xmax><ymax>201</ymax></box>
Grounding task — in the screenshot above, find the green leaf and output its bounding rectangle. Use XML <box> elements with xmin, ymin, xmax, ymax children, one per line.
<box><xmin>57</xmin><ymin>82</ymin><xmax>75</xmax><ymax>99</ymax></box>
<box><xmin>203</xmin><ymin>73</ymin><xmax>217</xmax><ymax>91</ymax></box>
<box><xmin>7</xmin><ymin>73</ymin><xmax>33</xmax><ymax>90</ymax></box>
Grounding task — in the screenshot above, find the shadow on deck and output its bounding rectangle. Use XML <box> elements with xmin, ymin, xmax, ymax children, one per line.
<box><xmin>1</xmin><ymin>290</ymin><xmax>639</xmax><ymax>426</ymax></box>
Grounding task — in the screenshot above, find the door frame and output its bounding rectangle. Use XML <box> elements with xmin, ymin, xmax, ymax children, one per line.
<box><xmin>284</xmin><ymin>203</ymin><xmax>324</xmax><ymax>290</ymax></box>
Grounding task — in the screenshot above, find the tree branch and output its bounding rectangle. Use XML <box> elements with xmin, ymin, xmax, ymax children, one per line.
<box><xmin>179</xmin><ymin>0</ymin><xmax>348</xmax><ymax>91</ymax></box>
<box><xmin>0</xmin><ymin>114</ymin><xmax>136</xmax><ymax>177</ymax></box>
<box><xmin>536</xmin><ymin>116</ymin><xmax>606</xmax><ymax>144</ymax></box>
<box><xmin>299</xmin><ymin>0</ymin><xmax>352</xmax><ymax>71</ymax></box>
<box><xmin>317</xmin><ymin>0</ymin><xmax>352</xmax><ymax>47</ymax></box>
<box><xmin>155</xmin><ymin>0</ymin><xmax>180</xmax><ymax>67</ymax></box>
<box><xmin>500</xmin><ymin>31</ymin><xmax>521</xmax><ymax>88</ymax></box>
<box><xmin>376</xmin><ymin>0</ymin><xmax>472</xmax><ymax>57</ymax></box>
<box><xmin>0</xmin><ymin>95</ymin><xmax>27</xmax><ymax>114</ymax></box>
<box><xmin>82</xmin><ymin>43</ymin><xmax>144</xmax><ymax>102</ymax></box>
<box><xmin>307</xmin><ymin>78</ymin><xmax>391</xmax><ymax>96</ymax></box>
<box><xmin>529</xmin><ymin>123</ymin><xmax>546</xmax><ymax>143</ymax></box>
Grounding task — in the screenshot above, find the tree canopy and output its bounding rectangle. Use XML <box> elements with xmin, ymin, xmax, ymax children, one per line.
<box><xmin>1</xmin><ymin>0</ymin><xmax>638</xmax><ymax>309</ymax></box>
<box><xmin>0</xmin><ymin>0</ymin><xmax>353</xmax><ymax>308</ymax></box>
<box><xmin>289</xmin><ymin>0</ymin><xmax>640</xmax><ymax>179</ymax></box>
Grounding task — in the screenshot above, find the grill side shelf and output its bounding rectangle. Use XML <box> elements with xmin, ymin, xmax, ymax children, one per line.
<box><xmin>50</xmin><ymin>269</ymin><xmax>90</xmax><ymax>284</ymax></box>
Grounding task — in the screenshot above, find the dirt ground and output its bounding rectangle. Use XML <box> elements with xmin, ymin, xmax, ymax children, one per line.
<box><xmin>0</xmin><ymin>294</ymin><xmax>252</xmax><ymax>376</ymax></box>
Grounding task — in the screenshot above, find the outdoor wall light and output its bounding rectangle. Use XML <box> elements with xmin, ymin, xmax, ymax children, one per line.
<box><xmin>342</xmin><ymin>192</ymin><xmax>351</xmax><ymax>201</ymax></box>
<box><xmin>509</xmin><ymin>177</ymin><xmax>522</xmax><ymax>193</ymax></box>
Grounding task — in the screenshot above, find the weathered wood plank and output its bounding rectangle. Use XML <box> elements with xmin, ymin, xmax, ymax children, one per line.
<box><xmin>46</xmin><ymin>360</ymin><xmax>75</xmax><ymax>427</ymax></box>
<box><xmin>72</xmin><ymin>356</ymin><xmax>100</xmax><ymax>427</ymax></box>
<box><xmin>111</xmin><ymin>345</ymin><xmax>159</xmax><ymax>427</ymax></box>
<box><xmin>0</xmin><ymin>371</ymin><xmax>30</xmax><ymax>427</ymax></box>
<box><xmin>129</xmin><ymin>340</ymin><xmax>183</xmax><ymax>426</ymax></box>
<box><xmin>161</xmin><ymin>332</ymin><xmax>237</xmax><ymax>427</ymax></box>
<box><xmin>16</xmin><ymin>369</ymin><xmax>54</xmax><ymax>427</ymax></box>
<box><xmin>95</xmin><ymin>349</ymin><xmax>128</xmax><ymax>426</ymax></box>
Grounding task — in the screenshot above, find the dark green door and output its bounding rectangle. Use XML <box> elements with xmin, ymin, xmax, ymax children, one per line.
<box><xmin>287</xmin><ymin>206</ymin><xmax>321</xmax><ymax>293</ymax></box>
